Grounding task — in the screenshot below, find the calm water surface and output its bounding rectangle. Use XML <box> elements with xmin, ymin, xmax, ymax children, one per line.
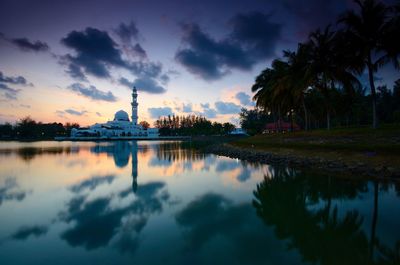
<box><xmin>0</xmin><ymin>141</ymin><xmax>399</xmax><ymax>265</ymax></box>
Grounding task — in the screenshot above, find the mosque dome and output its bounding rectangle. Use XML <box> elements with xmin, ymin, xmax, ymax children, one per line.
<box><xmin>114</xmin><ymin>110</ymin><xmax>130</xmax><ymax>122</ymax></box>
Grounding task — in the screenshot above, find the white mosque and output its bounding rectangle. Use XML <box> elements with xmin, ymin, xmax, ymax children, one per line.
<box><xmin>70</xmin><ymin>86</ymin><xmax>159</xmax><ymax>139</ymax></box>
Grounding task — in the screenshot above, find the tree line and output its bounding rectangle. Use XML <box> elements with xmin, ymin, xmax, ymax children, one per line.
<box><xmin>251</xmin><ymin>0</ymin><xmax>399</xmax><ymax>131</ymax></box>
<box><xmin>154</xmin><ymin>114</ymin><xmax>235</xmax><ymax>136</ymax></box>
<box><xmin>241</xmin><ymin>80</ymin><xmax>400</xmax><ymax>135</ymax></box>
<box><xmin>0</xmin><ymin>116</ymin><xmax>80</xmax><ymax>139</ymax></box>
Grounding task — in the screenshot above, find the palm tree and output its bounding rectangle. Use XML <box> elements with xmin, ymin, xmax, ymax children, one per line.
<box><xmin>282</xmin><ymin>44</ymin><xmax>314</xmax><ymax>131</ymax></box>
<box><xmin>252</xmin><ymin>59</ymin><xmax>293</xmax><ymax>131</ymax></box>
<box><xmin>339</xmin><ymin>0</ymin><xmax>396</xmax><ymax>129</ymax></box>
<box><xmin>307</xmin><ymin>26</ymin><xmax>361</xmax><ymax>130</ymax></box>
<box><xmin>252</xmin><ymin>45</ymin><xmax>314</xmax><ymax>132</ymax></box>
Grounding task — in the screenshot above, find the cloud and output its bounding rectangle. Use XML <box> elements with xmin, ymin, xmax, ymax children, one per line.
<box><xmin>11</xmin><ymin>38</ymin><xmax>49</xmax><ymax>52</ymax></box>
<box><xmin>215</xmin><ymin>160</ymin><xmax>241</xmax><ymax>172</ymax></box>
<box><xmin>59</xmin><ymin>181</ymin><xmax>169</xmax><ymax>251</ymax></box>
<box><xmin>0</xmin><ymin>177</ymin><xmax>28</xmax><ymax>206</ymax></box>
<box><xmin>0</xmin><ymin>33</ymin><xmax>49</xmax><ymax>52</ymax></box>
<box><xmin>198</xmin><ymin>102</ymin><xmax>218</xmax><ymax>118</ymax></box>
<box><xmin>235</xmin><ymin>92</ymin><xmax>254</xmax><ymax>106</ymax></box>
<box><xmin>11</xmin><ymin>225</ymin><xmax>48</xmax><ymax>240</ymax></box>
<box><xmin>119</xmin><ymin>76</ymin><xmax>166</xmax><ymax>94</ymax></box>
<box><xmin>0</xmin><ymin>72</ymin><xmax>33</xmax><ymax>99</ymax></box>
<box><xmin>215</xmin><ymin>101</ymin><xmax>241</xmax><ymax>114</ymax></box>
<box><xmin>202</xmin><ymin>108</ymin><xmax>217</xmax><ymax>118</ymax></box>
<box><xmin>19</xmin><ymin>104</ymin><xmax>31</xmax><ymax>108</ymax></box>
<box><xmin>114</xmin><ymin>21</ymin><xmax>139</xmax><ymax>43</ymax></box>
<box><xmin>61</xmin><ymin>27</ymin><xmax>126</xmax><ymax>79</ymax></box>
<box><xmin>229</xmin><ymin>12</ymin><xmax>281</xmax><ymax>58</ymax></box>
<box><xmin>132</xmin><ymin>43</ymin><xmax>147</xmax><ymax>59</ymax></box>
<box><xmin>64</xmin><ymin>108</ymin><xmax>88</xmax><ymax>116</ymax></box>
<box><xmin>175</xmin><ymin>193</ymin><xmax>252</xmax><ymax>250</ymax></box>
<box><xmin>175</xmin><ymin>192</ymin><xmax>288</xmax><ymax>264</ymax></box>
<box><xmin>60</xmin><ymin>27</ymin><xmax>168</xmax><ymax>87</ymax></box>
<box><xmin>127</xmin><ymin>61</ymin><xmax>163</xmax><ymax>79</ymax></box>
<box><xmin>182</xmin><ymin>103</ymin><xmax>193</xmax><ymax>113</ymax></box>
<box><xmin>175</xmin><ymin>47</ymin><xmax>227</xmax><ymax>80</ymax></box>
<box><xmin>0</xmin><ymin>71</ymin><xmax>31</xmax><ymax>86</ymax></box>
<box><xmin>67</xmin><ymin>83</ymin><xmax>117</xmax><ymax>102</ymax></box>
<box><xmin>175</xmin><ymin>12</ymin><xmax>281</xmax><ymax>80</ymax></box>
<box><xmin>215</xmin><ymin>159</ymin><xmax>251</xmax><ymax>182</ymax></box>
<box><xmin>236</xmin><ymin>167</ymin><xmax>251</xmax><ymax>182</ymax></box>
<box><xmin>70</xmin><ymin>175</ymin><xmax>115</xmax><ymax>193</ymax></box>
<box><xmin>0</xmin><ymin>83</ymin><xmax>19</xmax><ymax>100</ymax></box>
<box><xmin>148</xmin><ymin>107</ymin><xmax>173</xmax><ymax>118</ymax></box>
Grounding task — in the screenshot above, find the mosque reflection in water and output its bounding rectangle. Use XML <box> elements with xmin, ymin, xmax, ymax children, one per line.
<box><xmin>0</xmin><ymin>141</ymin><xmax>400</xmax><ymax>265</ymax></box>
<box><xmin>90</xmin><ymin>141</ymin><xmax>140</xmax><ymax>193</ymax></box>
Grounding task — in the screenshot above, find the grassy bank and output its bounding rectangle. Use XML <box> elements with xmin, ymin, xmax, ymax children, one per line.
<box><xmin>231</xmin><ymin>125</ymin><xmax>400</xmax><ymax>170</ymax></box>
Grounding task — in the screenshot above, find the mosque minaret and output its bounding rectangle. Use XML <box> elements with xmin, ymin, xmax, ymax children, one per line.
<box><xmin>70</xmin><ymin>85</ymin><xmax>159</xmax><ymax>138</ymax></box>
<box><xmin>131</xmin><ymin>86</ymin><xmax>138</xmax><ymax>125</ymax></box>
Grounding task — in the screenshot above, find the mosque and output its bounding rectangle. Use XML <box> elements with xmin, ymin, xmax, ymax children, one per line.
<box><xmin>71</xmin><ymin>86</ymin><xmax>159</xmax><ymax>139</ymax></box>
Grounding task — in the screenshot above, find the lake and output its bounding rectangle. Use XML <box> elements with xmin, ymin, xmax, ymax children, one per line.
<box><xmin>0</xmin><ymin>140</ymin><xmax>399</xmax><ymax>265</ymax></box>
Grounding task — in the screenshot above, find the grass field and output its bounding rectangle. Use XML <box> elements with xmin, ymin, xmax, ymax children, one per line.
<box><xmin>231</xmin><ymin>124</ymin><xmax>400</xmax><ymax>169</ymax></box>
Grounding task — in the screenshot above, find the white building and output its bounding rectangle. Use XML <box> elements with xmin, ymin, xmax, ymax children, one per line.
<box><xmin>71</xmin><ymin>86</ymin><xmax>159</xmax><ymax>138</ymax></box>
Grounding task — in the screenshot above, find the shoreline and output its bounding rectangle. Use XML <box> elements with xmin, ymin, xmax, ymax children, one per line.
<box><xmin>205</xmin><ymin>143</ymin><xmax>400</xmax><ymax>179</ymax></box>
<box><xmin>54</xmin><ymin>136</ymin><xmax>192</xmax><ymax>141</ymax></box>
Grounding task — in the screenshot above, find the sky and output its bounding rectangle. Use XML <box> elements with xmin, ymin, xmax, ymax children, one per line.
<box><xmin>0</xmin><ymin>0</ymin><xmax>398</xmax><ymax>126</ymax></box>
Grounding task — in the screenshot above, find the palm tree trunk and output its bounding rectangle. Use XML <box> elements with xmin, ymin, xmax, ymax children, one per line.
<box><xmin>290</xmin><ymin>111</ymin><xmax>294</xmax><ymax>132</ymax></box>
<box><xmin>327</xmin><ymin>109</ymin><xmax>331</xmax><ymax>130</ymax></box>
<box><xmin>278</xmin><ymin>108</ymin><xmax>282</xmax><ymax>132</ymax></box>
<box><xmin>367</xmin><ymin>55</ymin><xmax>378</xmax><ymax>129</ymax></box>
<box><xmin>302</xmin><ymin>99</ymin><xmax>308</xmax><ymax>131</ymax></box>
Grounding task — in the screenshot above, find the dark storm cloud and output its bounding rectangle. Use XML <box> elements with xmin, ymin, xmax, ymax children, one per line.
<box><xmin>69</xmin><ymin>175</ymin><xmax>116</xmax><ymax>193</ymax></box>
<box><xmin>60</xmin><ymin>27</ymin><xmax>168</xmax><ymax>89</ymax></box>
<box><xmin>11</xmin><ymin>38</ymin><xmax>49</xmax><ymax>52</ymax></box>
<box><xmin>175</xmin><ymin>47</ymin><xmax>227</xmax><ymax>80</ymax></box>
<box><xmin>67</xmin><ymin>83</ymin><xmax>117</xmax><ymax>102</ymax></box>
<box><xmin>61</xmin><ymin>27</ymin><xmax>126</xmax><ymax>79</ymax></box>
<box><xmin>229</xmin><ymin>12</ymin><xmax>281</xmax><ymax>58</ymax></box>
<box><xmin>114</xmin><ymin>21</ymin><xmax>140</xmax><ymax>43</ymax></box>
<box><xmin>11</xmin><ymin>225</ymin><xmax>48</xmax><ymax>240</ymax></box>
<box><xmin>215</xmin><ymin>101</ymin><xmax>241</xmax><ymax>114</ymax></box>
<box><xmin>235</xmin><ymin>92</ymin><xmax>254</xmax><ymax>106</ymax></box>
<box><xmin>148</xmin><ymin>107</ymin><xmax>173</xmax><ymax>118</ymax></box>
<box><xmin>175</xmin><ymin>12</ymin><xmax>281</xmax><ymax>80</ymax></box>
<box><xmin>281</xmin><ymin>0</ymin><xmax>349</xmax><ymax>36</ymax></box>
<box><xmin>119</xmin><ymin>76</ymin><xmax>166</xmax><ymax>94</ymax></box>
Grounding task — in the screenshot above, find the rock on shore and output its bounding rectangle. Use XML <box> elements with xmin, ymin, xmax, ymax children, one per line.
<box><xmin>204</xmin><ymin>144</ymin><xmax>400</xmax><ymax>179</ymax></box>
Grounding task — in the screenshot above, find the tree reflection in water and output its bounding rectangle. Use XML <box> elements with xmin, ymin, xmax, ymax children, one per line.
<box><xmin>253</xmin><ymin>165</ymin><xmax>400</xmax><ymax>265</ymax></box>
